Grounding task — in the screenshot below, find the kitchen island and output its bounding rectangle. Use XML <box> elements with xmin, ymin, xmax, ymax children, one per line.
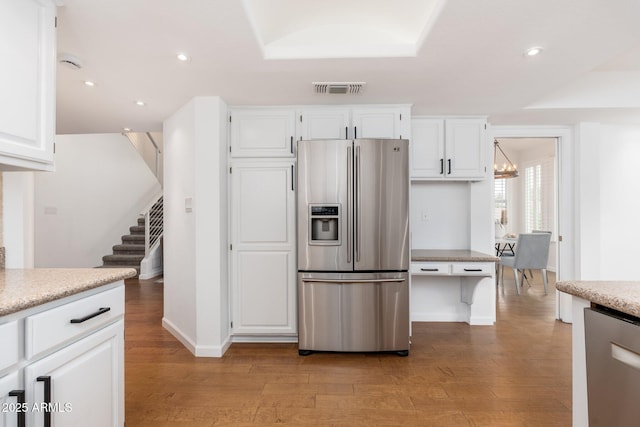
<box><xmin>556</xmin><ymin>280</ymin><xmax>640</xmax><ymax>427</ymax></box>
<box><xmin>411</xmin><ymin>249</ymin><xmax>498</xmax><ymax>325</ymax></box>
<box><xmin>0</xmin><ymin>267</ymin><xmax>136</xmax><ymax>427</ymax></box>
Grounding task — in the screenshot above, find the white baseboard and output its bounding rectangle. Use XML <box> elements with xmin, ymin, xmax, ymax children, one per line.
<box><xmin>162</xmin><ymin>317</ymin><xmax>231</xmax><ymax>357</ymax></box>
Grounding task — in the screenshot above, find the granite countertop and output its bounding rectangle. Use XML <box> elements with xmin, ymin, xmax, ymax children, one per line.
<box><xmin>411</xmin><ymin>249</ymin><xmax>499</xmax><ymax>262</ymax></box>
<box><xmin>556</xmin><ymin>281</ymin><xmax>640</xmax><ymax>318</ymax></box>
<box><xmin>0</xmin><ymin>268</ymin><xmax>137</xmax><ymax>317</ymax></box>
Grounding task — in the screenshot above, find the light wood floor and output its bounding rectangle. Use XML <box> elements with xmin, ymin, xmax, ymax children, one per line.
<box><xmin>124</xmin><ymin>270</ymin><xmax>571</xmax><ymax>426</ymax></box>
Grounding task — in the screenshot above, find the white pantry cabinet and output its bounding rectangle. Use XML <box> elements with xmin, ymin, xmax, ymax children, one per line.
<box><xmin>298</xmin><ymin>105</ymin><xmax>411</xmax><ymax>140</ymax></box>
<box><xmin>0</xmin><ymin>0</ymin><xmax>56</xmax><ymax>171</ymax></box>
<box><xmin>229</xmin><ymin>108</ymin><xmax>296</xmax><ymax>158</ymax></box>
<box><xmin>229</xmin><ymin>160</ymin><xmax>297</xmax><ymax>336</ymax></box>
<box><xmin>411</xmin><ymin>118</ymin><xmax>487</xmax><ymax>180</ymax></box>
<box><xmin>0</xmin><ymin>283</ymin><xmax>124</xmax><ymax>427</ymax></box>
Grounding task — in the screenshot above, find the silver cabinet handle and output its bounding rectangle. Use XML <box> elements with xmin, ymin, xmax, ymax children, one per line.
<box><xmin>421</xmin><ymin>268</ymin><xmax>439</xmax><ymax>272</ymax></box>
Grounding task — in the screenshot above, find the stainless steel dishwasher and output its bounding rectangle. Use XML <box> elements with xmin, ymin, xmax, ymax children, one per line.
<box><xmin>585</xmin><ymin>305</ymin><xmax>640</xmax><ymax>426</ymax></box>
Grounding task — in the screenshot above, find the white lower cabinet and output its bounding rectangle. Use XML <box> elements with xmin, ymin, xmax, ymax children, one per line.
<box><xmin>230</xmin><ymin>160</ymin><xmax>297</xmax><ymax>336</ymax></box>
<box><xmin>0</xmin><ymin>371</ymin><xmax>22</xmax><ymax>427</ymax></box>
<box><xmin>25</xmin><ymin>321</ymin><xmax>123</xmax><ymax>427</ymax></box>
<box><xmin>0</xmin><ymin>283</ymin><xmax>124</xmax><ymax>427</ymax></box>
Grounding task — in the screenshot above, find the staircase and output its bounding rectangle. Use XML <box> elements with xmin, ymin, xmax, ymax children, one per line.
<box><xmin>101</xmin><ymin>217</ymin><xmax>146</xmax><ymax>276</ymax></box>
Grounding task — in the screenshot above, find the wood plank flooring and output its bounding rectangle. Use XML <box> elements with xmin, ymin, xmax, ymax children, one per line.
<box><xmin>124</xmin><ymin>270</ymin><xmax>571</xmax><ymax>426</ymax></box>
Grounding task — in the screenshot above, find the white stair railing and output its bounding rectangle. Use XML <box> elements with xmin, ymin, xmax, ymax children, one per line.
<box><xmin>143</xmin><ymin>194</ymin><xmax>163</xmax><ymax>256</ymax></box>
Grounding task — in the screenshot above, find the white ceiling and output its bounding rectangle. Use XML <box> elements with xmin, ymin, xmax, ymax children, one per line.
<box><xmin>55</xmin><ymin>0</ymin><xmax>640</xmax><ymax>134</ymax></box>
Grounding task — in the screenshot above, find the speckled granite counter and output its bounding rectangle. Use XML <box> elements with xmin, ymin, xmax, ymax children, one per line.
<box><xmin>412</xmin><ymin>249</ymin><xmax>498</xmax><ymax>262</ymax></box>
<box><xmin>0</xmin><ymin>268</ymin><xmax>137</xmax><ymax>316</ymax></box>
<box><xmin>556</xmin><ymin>281</ymin><xmax>640</xmax><ymax>318</ymax></box>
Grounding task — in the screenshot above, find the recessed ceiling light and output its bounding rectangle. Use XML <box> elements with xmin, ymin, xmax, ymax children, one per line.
<box><xmin>525</xmin><ymin>46</ymin><xmax>543</xmax><ymax>57</ymax></box>
<box><xmin>135</xmin><ymin>100</ymin><xmax>146</xmax><ymax>107</ymax></box>
<box><xmin>123</xmin><ymin>127</ymin><xmax>132</xmax><ymax>132</ymax></box>
<box><xmin>176</xmin><ymin>52</ymin><xmax>190</xmax><ymax>62</ymax></box>
<box><xmin>83</xmin><ymin>80</ymin><xmax>95</xmax><ymax>87</ymax></box>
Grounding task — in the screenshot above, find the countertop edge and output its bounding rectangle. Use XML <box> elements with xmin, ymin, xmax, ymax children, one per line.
<box><xmin>411</xmin><ymin>249</ymin><xmax>499</xmax><ymax>263</ymax></box>
<box><xmin>0</xmin><ymin>268</ymin><xmax>137</xmax><ymax>317</ymax></box>
<box><xmin>556</xmin><ymin>281</ymin><xmax>640</xmax><ymax>318</ymax></box>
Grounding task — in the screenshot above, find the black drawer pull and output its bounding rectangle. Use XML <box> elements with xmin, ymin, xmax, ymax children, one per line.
<box><xmin>8</xmin><ymin>390</ymin><xmax>25</xmax><ymax>427</ymax></box>
<box><xmin>421</xmin><ymin>268</ymin><xmax>439</xmax><ymax>272</ymax></box>
<box><xmin>463</xmin><ymin>268</ymin><xmax>482</xmax><ymax>272</ymax></box>
<box><xmin>70</xmin><ymin>307</ymin><xmax>111</xmax><ymax>324</ymax></box>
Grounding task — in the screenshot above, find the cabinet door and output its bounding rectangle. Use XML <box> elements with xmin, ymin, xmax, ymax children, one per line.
<box><xmin>0</xmin><ymin>371</ymin><xmax>22</xmax><ymax>427</ymax></box>
<box><xmin>410</xmin><ymin>118</ymin><xmax>445</xmax><ymax>178</ymax></box>
<box><xmin>352</xmin><ymin>107</ymin><xmax>407</xmax><ymax>139</ymax></box>
<box><xmin>445</xmin><ymin>119</ymin><xmax>487</xmax><ymax>179</ymax></box>
<box><xmin>298</xmin><ymin>108</ymin><xmax>350</xmax><ymax>140</ymax></box>
<box><xmin>230</xmin><ymin>109</ymin><xmax>296</xmax><ymax>157</ymax></box>
<box><xmin>230</xmin><ymin>161</ymin><xmax>296</xmax><ymax>335</ymax></box>
<box><xmin>0</xmin><ymin>0</ymin><xmax>56</xmax><ymax>171</ymax></box>
<box><xmin>24</xmin><ymin>321</ymin><xmax>123</xmax><ymax>427</ymax></box>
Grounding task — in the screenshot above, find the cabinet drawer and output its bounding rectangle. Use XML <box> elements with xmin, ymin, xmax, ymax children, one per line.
<box><xmin>0</xmin><ymin>320</ymin><xmax>19</xmax><ymax>371</ymax></box>
<box><xmin>451</xmin><ymin>263</ymin><xmax>493</xmax><ymax>276</ymax></box>
<box><xmin>25</xmin><ymin>286</ymin><xmax>124</xmax><ymax>360</ymax></box>
<box><xmin>411</xmin><ymin>263</ymin><xmax>450</xmax><ymax>275</ymax></box>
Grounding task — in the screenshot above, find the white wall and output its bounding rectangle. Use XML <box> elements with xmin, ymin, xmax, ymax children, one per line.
<box><xmin>3</xmin><ymin>172</ymin><xmax>35</xmax><ymax>267</ymax></box>
<box><xmin>163</xmin><ymin>96</ymin><xmax>229</xmax><ymax>357</ymax></box>
<box><xmin>33</xmin><ymin>133</ymin><xmax>161</xmax><ymax>267</ymax></box>
<box><xmin>594</xmin><ymin>124</ymin><xmax>640</xmax><ymax>279</ymax></box>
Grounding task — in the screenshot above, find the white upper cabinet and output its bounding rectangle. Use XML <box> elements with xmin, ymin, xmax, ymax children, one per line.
<box><xmin>298</xmin><ymin>108</ymin><xmax>350</xmax><ymax>140</ymax></box>
<box><xmin>298</xmin><ymin>106</ymin><xmax>411</xmax><ymax>140</ymax></box>
<box><xmin>352</xmin><ymin>107</ymin><xmax>410</xmax><ymax>139</ymax></box>
<box><xmin>0</xmin><ymin>0</ymin><xmax>56</xmax><ymax>171</ymax></box>
<box><xmin>229</xmin><ymin>108</ymin><xmax>296</xmax><ymax>158</ymax></box>
<box><xmin>411</xmin><ymin>117</ymin><xmax>487</xmax><ymax>180</ymax></box>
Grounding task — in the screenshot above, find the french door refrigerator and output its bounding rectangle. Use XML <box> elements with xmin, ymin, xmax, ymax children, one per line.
<box><xmin>297</xmin><ymin>138</ymin><xmax>410</xmax><ymax>356</ymax></box>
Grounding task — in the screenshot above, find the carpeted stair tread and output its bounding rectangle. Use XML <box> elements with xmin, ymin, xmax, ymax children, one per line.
<box><xmin>113</xmin><ymin>244</ymin><xmax>145</xmax><ymax>254</ymax></box>
<box><xmin>122</xmin><ymin>234</ymin><xmax>145</xmax><ymax>243</ymax></box>
<box><xmin>129</xmin><ymin>225</ymin><xmax>145</xmax><ymax>234</ymax></box>
<box><xmin>103</xmin><ymin>254</ymin><xmax>144</xmax><ymax>263</ymax></box>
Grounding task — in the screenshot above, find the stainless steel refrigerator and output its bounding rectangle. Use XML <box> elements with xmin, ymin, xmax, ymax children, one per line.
<box><xmin>297</xmin><ymin>139</ymin><xmax>409</xmax><ymax>356</ymax></box>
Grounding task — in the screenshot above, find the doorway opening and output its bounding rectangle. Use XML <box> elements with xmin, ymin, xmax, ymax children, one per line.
<box><xmin>494</xmin><ymin>137</ymin><xmax>559</xmax><ymax>304</ymax></box>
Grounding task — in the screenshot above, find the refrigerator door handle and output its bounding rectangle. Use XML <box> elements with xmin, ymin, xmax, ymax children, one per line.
<box><xmin>355</xmin><ymin>145</ymin><xmax>361</xmax><ymax>262</ymax></box>
<box><xmin>347</xmin><ymin>145</ymin><xmax>353</xmax><ymax>263</ymax></box>
<box><xmin>301</xmin><ymin>278</ymin><xmax>406</xmax><ymax>284</ymax></box>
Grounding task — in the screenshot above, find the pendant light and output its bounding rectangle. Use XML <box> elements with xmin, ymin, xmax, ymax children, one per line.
<box><xmin>494</xmin><ymin>139</ymin><xmax>519</xmax><ymax>179</ymax></box>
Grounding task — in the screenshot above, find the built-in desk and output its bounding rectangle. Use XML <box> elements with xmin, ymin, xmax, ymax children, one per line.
<box><xmin>410</xmin><ymin>249</ymin><xmax>498</xmax><ymax>325</ymax></box>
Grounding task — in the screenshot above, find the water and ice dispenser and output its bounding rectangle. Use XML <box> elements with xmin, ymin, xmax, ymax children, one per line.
<box><xmin>309</xmin><ymin>204</ymin><xmax>340</xmax><ymax>245</ymax></box>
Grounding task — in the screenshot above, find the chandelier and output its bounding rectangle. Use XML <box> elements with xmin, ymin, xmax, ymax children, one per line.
<box><xmin>494</xmin><ymin>139</ymin><xmax>519</xmax><ymax>179</ymax></box>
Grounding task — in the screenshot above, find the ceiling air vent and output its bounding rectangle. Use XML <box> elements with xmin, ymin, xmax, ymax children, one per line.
<box><xmin>313</xmin><ymin>82</ymin><xmax>365</xmax><ymax>95</ymax></box>
<box><xmin>57</xmin><ymin>53</ymin><xmax>83</xmax><ymax>70</ymax></box>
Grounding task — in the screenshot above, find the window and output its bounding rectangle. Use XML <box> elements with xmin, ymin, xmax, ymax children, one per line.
<box><xmin>494</xmin><ymin>178</ymin><xmax>507</xmax><ymax>223</ymax></box>
<box><xmin>524</xmin><ymin>158</ymin><xmax>554</xmax><ymax>235</ymax></box>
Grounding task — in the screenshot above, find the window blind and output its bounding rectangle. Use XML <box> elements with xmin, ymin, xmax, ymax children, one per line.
<box><xmin>524</xmin><ymin>158</ymin><xmax>554</xmax><ymax>236</ymax></box>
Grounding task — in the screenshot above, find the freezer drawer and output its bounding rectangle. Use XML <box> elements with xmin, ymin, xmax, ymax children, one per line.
<box><xmin>297</xmin><ymin>272</ymin><xmax>409</xmax><ymax>355</ymax></box>
<box><xmin>585</xmin><ymin>306</ymin><xmax>640</xmax><ymax>426</ymax></box>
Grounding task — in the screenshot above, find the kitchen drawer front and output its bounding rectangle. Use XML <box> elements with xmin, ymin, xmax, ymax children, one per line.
<box><xmin>25</xmin><ymin>286</ymin><xmax>124</xmax><ymax>360</ymax></box>
<box><xmin>0</xmin><ymin>320</ymin><xmax>19</xmax><ymax>371</ymax></box>
<box><xmin>411</xmin><ymin>263</ymin><xmax>451</xmax><ymax>275</ymax></box>
<box><xmin>451</xmin><ymin>263</ymin><xmax>493</xmax><ymax>276</ymax></box>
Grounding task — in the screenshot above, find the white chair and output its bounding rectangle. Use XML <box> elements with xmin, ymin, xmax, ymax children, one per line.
<box><xmin>499</xmin><ymin>233</ymin><xmax>551</xmax><ymax>295</ymax></box>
